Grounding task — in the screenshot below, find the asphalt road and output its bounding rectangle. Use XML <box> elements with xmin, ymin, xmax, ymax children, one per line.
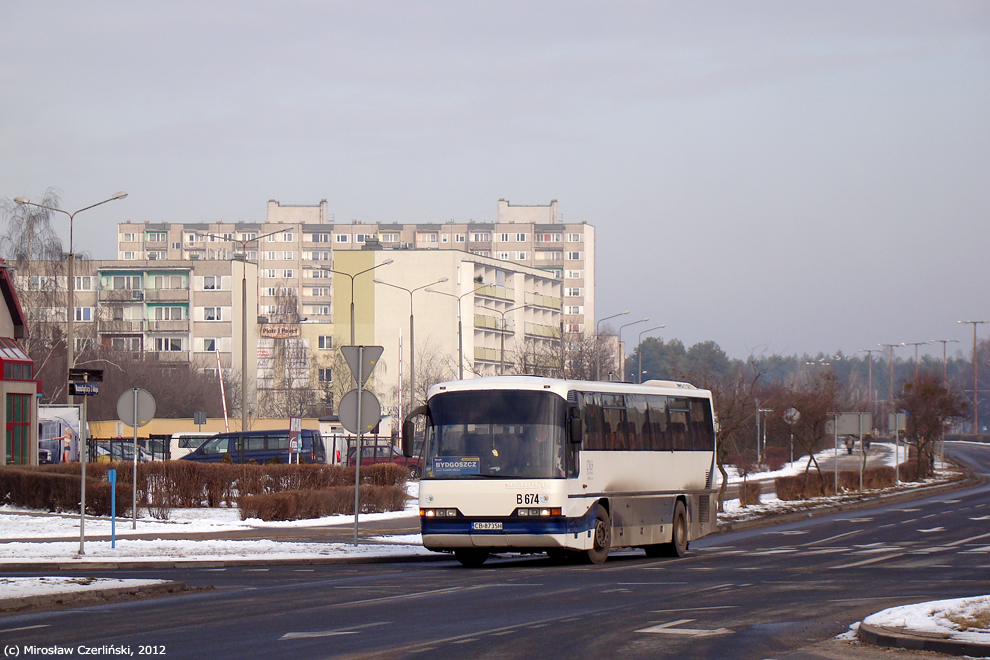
<box><xmin>2</xmin><ymin>441</ymin><xmax>988</xmax><ymax>660</ymax></box>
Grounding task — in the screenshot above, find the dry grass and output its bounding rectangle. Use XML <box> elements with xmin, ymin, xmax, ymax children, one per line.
<box><xmin>946</xmin><ymin>603</ymin><xmax>990</xmax><ymax>631</ymax></box>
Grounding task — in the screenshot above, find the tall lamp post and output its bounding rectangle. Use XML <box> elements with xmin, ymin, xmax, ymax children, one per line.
<box><xmin>426</xmin><ymin>281</ymin><xmax>486</xmax><ymax>379</ymax></box>
<box><xmin>858</xmin><ymin>348</ymin><xmax>881</xmax><ymax>421</ymax></box>
<box><xmin>15</xmin><ymin>192</ymin><xmax>128</xmax><ymax>403</ymax></box>
<box><xmin>930</xmin><ymin>339</ymin><xmax>960</xmax><ymax>386</ymax></box>
<box><xmin>637</xmin><ymin>325</ymin><xmax>665</xmax><ymax>384</ymax></box>
<box><xmin>201</xmin><ymin>228</ymin><xmax>289</xmax><ymax>433</ymax></box>
<box><xmin>374</xmin><ymin>276</ymin><xmax>448</xmax><ymax>410</ymax></box>
<box><xmin>318</xmin><ymin>260</ymin><xmax>394</xmax><ymax>346</ymax></box>
<box><xmin>595</xmin><ymin>311</ymin><xmax>628</xmax><ymax>380</ymax></box>
<box><xmin>958</xmin><ymin>320</ymin><xmax>987</xmax><ymax>434</ymax></box>
<box><xmin>616</xmin><ymin>318</ymin><xmax>649</xmax><ymax>382</ymax></box>
<box><xmin>492</xmin><ymin>304</ymin><xmax>527</xmax><ymax>375</ymax></box>
<box><xmin>901</xmin><ymin>341</ymin><xmax>932</xmax><ymax>381</ymax></box>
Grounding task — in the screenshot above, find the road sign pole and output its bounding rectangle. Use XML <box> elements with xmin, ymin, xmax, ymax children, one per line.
<box><xmin>353</xmin><ymin>347</ymin><xmax>364</xmax><ymax>546</ymax></box>
<box><xmin>79</xmin><ymin>398</ymin><xmax>87</xmax><ymax>555</ymax></box>
<box><xmin>133</xmin><ymin>388</ymin><xmax>139</xmax><ymax>529</ymax></box>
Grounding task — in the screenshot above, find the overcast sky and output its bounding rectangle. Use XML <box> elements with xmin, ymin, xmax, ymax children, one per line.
<box><xmin>2</xmin><ymin>1</ymin><xmax>988</xmax><ymax>360</ymax></box>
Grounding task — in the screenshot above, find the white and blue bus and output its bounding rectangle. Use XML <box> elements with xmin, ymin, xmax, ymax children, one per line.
<box><xmin>401</xmin><ymin>376</ymin><xmax>718</xmax><ymax>567</ymax></box>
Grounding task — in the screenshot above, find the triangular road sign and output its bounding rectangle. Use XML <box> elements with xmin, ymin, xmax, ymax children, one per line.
<box><xmin>340</xmin><ymin>345</ymin><xmax>384</xmax><ymax>386</ymax></box>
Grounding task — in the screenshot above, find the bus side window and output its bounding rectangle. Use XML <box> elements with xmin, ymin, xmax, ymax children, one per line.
<box><xmin>626</xmin><ymin>394</ymin><xmax>650</xmax><ymax>451</ymax></box>
<box><xmin>578</xmin><ymin>392</ymin><xmax>605</xmax><ymax>450</ymax></box>
<box><xmin>601</xmin><ymin>394</ymin><xmax>626</xmax><ymax>451</ymax></box>
<box><xmin>646</xmin><ymin>395</ymin><xmax>669</xmax><ymax>451</ymax></box>
<box><xmin>668</xmin><ymin>398</ymin><xmax>691</xmax><ymax>450</ymax></box>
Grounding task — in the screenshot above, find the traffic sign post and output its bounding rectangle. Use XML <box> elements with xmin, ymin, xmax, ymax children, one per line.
<box><xmin>339</xmin><ymin>346</ymin><xmax>384</xmax><ymax>546</ymax></box>
<box><xmin>117</xmin><ymin>389</ymin><xmax>156</xmax><ymax>529</ymax></box>
<box><xmin>68</xmin><ymin>369</ymin><xmax>101</xmax><ymax>556</ymax></box>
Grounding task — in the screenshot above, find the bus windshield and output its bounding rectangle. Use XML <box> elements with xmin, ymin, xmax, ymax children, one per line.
<box><xmin>423</xmin><ymin>389</ymin><xmax>567</xmax><ymax>479</ymax></box>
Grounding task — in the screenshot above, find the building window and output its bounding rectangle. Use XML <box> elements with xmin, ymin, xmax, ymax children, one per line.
<box><xmin>283</xmin><ymin>251</ymin><xmax>294</xmax><ymax>260</ymax></box>
<box><xmin>336</xmin><ymin>234</ymin><xmax>350</xmax><ymax>243</ymax></box>
<box><xmin>318</xmin><ymin>368</ymin><xmax>332</xmax><ymax>383</ymax></box>
<box><xmin>318</xmin><ymin>336</ymin><xmax>333</xmax><ymax>349</ymax></box>
<box><xmin>311</xmin><ymin>269</ymin><xmax>330</xmax><ymax>279</ymax></box>
<box><xmin>536</xmin><ymin>233</ymin><xmax>561</xmax><ymax>243</ymax></box>
<box><xmin>240</xmin><ymin>232</ymin><xmax>257</xmax><ymax>241</ymax></box>
<box><xmin>566</xmin><ymin>252</ymin><xmax>582</xmax><ymax>261</ymax></box>
<box><xmin>497</xmin><ymin>252</ymin><xmax>510</xmax><ymax>261</ymax></box>
<box><xmin>311</xmin><ymin>232</ymin><xmax>332</xmax><ymax>242</ymax></box>
<box><xmin>111</xmin><ymin>336</ymin><xmax>141</xmax><ymax>351</ymax></box>
<box><xmin>266</xmin><ymin>251</ymin><xmax>277</xmax><ymax>260</ymax></box>
<box><xmin>472</xmin><ymin>250</ymin><xmax>490</xmax><ymax>257</ymax></box>
<box><xmin>147</xmin><ymin>250</ymin><xmax>166</xmax><ymax>260</ymax></box>
<box><xmin>455</xmin><ymin>234</ymin><xmax>465</xmax><ymax>243</ymax></box>
<box><xmin>565</xmin><ymin>305</ymin><xmax>584</xmax><ymax>315</ymax></box>
<box><xmin>155</xmin><ymin>337</ymin><xmax>183</xmax><ymax>352</ymax></box>
<box><xmin>565</xmin><ymin>288</ymin><xmax>582</xmax><ymax>297</ymax></box>
<box><xmin>264</xmin><ymin>269</ymin><xmax>277</xmax><ymax>278</ymax></box>
<box><xmin>516</xmin><ymin>233</ymin><xmax>528</xmax><ymax>242</ymax></box>
<box><xmin>122</xmin><ymin>233</ymin><xmax>137</xmax><ymax>242</ymax></box>
<box><xmin>112</xmin><ymin>276</ymin><xmax>142</xmax><ymax>290</ymax></box>
<box><xmin>155</xmin><ymin>307</ymin><xmax>183</xmax><ymax>320</ymax></box>
<box><xmin>283</xmin><ymin>233</ymin><xmax>294</xmax><ymax>242</ymax></box>
<box><xmin>122</xmin><ymin>252</ymin><xmax>135</xmax><ymax>260</ymax></box>
<box><xmin>147</xmin><ymin>232</ymin><xmax>167</xmax><ymax>242</ymax></box>
<box><xmin>499</xmin><ymin>233</ymin><xmax>510</xmax><ymax>242</ymax></box>
<box><xmin>515</xmin><ymin>251</ymin><xmax>528</xmax><ymax>260</ymax></box>
<box><xmin>204</xmin><ymin>338</ymin><xmax>218</xmax><ymax>352</ymax></box>
<box><xmin>203</xmin><ymin>307</ymin><xmax>222</xmax><ymax>321</ymax></box>
<box><xmin>472</xmin><ymin>232</ymin><xmax>491</xmax><ymax>242</ymax></box>
<box><xmin>74</xmin><ymin>307</ymin><xmax>93</xmax><ymax>322</ymax></box>
<box><xmin>566</xmin><ymin>270</ymin><xmax>582</xmax><ymax>279</ymax></box>
<box><xmin>282</xmin><ymin>269</ymin><xmax>294</xmax><ymax>278</ymax></box>
<box><xmin>203</xmin><ymin>276</ymin><xmax>218</xmax><ymax>290</ymax></box>
<box><xmin>310</xmin><ymin>287</ymin><xmax>330</xmax><ymax>296</ymax></box>
<box><xmin>313</xmin><ymin>306</ymin><xmax>331</xmax><ymax>315</ymax></box>
<box><xmin>74</xmin><ymin>276</ymin><xmax>93</xmax><ymax>291</ymax></box>
<box><xmin>311</xmin><ymin>251</ymin><xmax>331</xmax><ymax>261</ymax></box>
<box><xmin>567</xmin><ymin>233</ymin><xmax>582</xmax><ymax>242</ymax></box>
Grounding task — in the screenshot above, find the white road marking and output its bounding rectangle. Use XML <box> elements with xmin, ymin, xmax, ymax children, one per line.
<box><xmin>0</xmin><ymin>624</ymin><xmax>50</xmax><ymax>634</ymax></box>
<box><xmin>281</xmin><ymin>621</ymin><xmax>390</xmax><ymax>640</ymax></box>
<box><xmin>918</xmin><ymin>527</ymin><xmax>945</xmax><ymax>533</ymax></box>
<box><xmin>636</xmin><ymin>618</ymin><xmax>733</xmax><ymax>637</ymax></box>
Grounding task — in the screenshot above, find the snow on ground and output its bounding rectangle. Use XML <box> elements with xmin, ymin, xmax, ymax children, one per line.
<box><xmin>1</xmin><ymin>443</ymin><xmax>986</xmax><ymax>647</ymax></box>
<box><xmin>1</xmin><ymin>577</ymin><xmax>170</xmax><ymax>601</ymax></box>
<box><xmin>854</xmin><ymin>596</ymin><xmax>990</xmax><ymax>646</ymax></box>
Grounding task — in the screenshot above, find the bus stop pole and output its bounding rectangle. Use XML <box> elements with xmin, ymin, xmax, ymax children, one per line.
<box><xmin>79</xmin><ymin>398</ymin><xmax>87</xmax><ymax>555</ymax></box>
<box><xmin>133</xmin><ymin>388</ymin><xmax>138</xmax><ymax>529</ymax></box>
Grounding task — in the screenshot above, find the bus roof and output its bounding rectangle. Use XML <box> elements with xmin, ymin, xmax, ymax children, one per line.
<box><xmin>427</xmin><ymin>376</ymin><xmax>711</xmax><ymax>401</ymax></box>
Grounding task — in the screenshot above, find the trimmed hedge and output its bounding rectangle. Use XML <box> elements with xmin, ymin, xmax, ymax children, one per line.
<box><xmin>774</xmin><ymin>463</ymin><xmax>919</xmax><ymax>500</ymax></box>
<box><xmin>238</xmin><ymin>485</ymin><xmax>409</xmax><ymax>521</ymax></box>
<box><xmin>0</xmin><ymin>466</ymin><xmax>132</xmax><ymax>516</ymax></box>
<box><xmin>1</xmin><ymin>462</ymin><xmax>407</xmax><ymax>518</ymax></box>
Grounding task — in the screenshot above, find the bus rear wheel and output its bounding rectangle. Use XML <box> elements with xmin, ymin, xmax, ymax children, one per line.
<box><xmin>585</xmin><ymin>506</ymin><xmax>611</xmax><ymax>565</ymax></box>
<box><xmin>667</xmin><ymin>500</ymin><xmax>689</xmax><ymax>557</ymax></box>
<box><xmin>454</xmin><ymin>549</ymin><xmax>490</xmax><ymax>567</ymax></box>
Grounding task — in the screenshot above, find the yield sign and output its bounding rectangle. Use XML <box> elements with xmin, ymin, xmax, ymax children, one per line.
<box><xmin>340</xmin><ymin>345</ymin><xmax>383</xmax><ymax>386</ymax></box>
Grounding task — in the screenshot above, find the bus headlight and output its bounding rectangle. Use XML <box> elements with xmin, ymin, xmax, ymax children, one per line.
<box><xmin>516</xmin><ymin>508</ymin><xmax>561</xmax><ymax>517</ymax></box>
<box><xmin>421</xmin><ymin>508</ymin><xmax>460</xmax><ymax>518</ymax></box>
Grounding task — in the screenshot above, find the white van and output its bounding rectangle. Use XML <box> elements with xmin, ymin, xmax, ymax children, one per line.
<box><xmin>169</xmin><ymin>432</ymin><xmax>215</xmax><ymax>460</ymax></box>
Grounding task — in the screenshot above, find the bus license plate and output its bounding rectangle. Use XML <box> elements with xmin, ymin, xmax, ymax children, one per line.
<box><xmin>472</xmin><ymin>522</ymin><xmax>503</xmax><ymax>531</ymax></box>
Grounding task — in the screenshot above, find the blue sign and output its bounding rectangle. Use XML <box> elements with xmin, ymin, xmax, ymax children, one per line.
<box><xmin>432</xmin><ymin>456</ymin><xmax>481</xmax><ymax>476</ymax></box>
<box><xmin>70</xmin><ymin>382</ymin><xmax>100</xmax><ymax>396</ymax></box>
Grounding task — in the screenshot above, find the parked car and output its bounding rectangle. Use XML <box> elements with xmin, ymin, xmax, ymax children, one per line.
<box><xmin>347</xmin><ymin>444</ymin><xmax>423</xmax><ymax>479</ymax></box>
<box><xmin>95</xmin><ymin>443</ymin><xmax>153</xmax><ymax>463</ymax></box>
<box><xmin>181</xmin><ymin>429</ymin><xmax>326</xmax><ymax>464</ymax></box>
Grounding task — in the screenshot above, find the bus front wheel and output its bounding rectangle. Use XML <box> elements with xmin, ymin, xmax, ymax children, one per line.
<box><xmin>454</xmin><ymin>549</ymin><xmax>490</xmax><ymax>567</ymax></box>
<box><xmin>586</xmin><ymin>506</ymin><xmax>611</xmax><ymax>565</ymax></box>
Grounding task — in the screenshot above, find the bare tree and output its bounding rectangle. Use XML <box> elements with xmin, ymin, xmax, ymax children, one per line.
<box><xmin>706</xmin><ymin>363</ymin><xmax>763</xmax><ymax>511</ymax></box>
<box><xmin>896</xmin><ymin>372</ymin><xmax>968</xmax><ymax>478</ymax></box>
<box><xmin>777</xmin><ymin>370</ymin><xmax>842</xmax><ymax>492</ymax></box>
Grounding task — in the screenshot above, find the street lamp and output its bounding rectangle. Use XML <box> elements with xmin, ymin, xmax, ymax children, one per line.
<box><xmin>958</xmin><ymin>320</ymin><xmax>988</xmax><ymax>434</ymax></box>
<box><xmin>616</xmin><ymin>318</ymin><xmax>649</xmax><ymax>382</ymax></box>
<box><xmin>374</xmin><ymin>276</ymin><xmax>448</xmax><ymax>410</ymax></box>
<box><xmin>201</xmin><ymin>228</ymin><xmax>289</xmax><ymax>433</ymax></box>
<box><xmin>930</xmin><ymin>339</ymin><xmax>960</xmax><ymax>386</ymax></box>
<box><xmin>637</xmin><ymin>325</ymin><xmax>665</xmax><ymax>384</ymax></box>
<box><xmin>313</xmin><ymin>260</ymin><xmax>393</xmax><ymax>346</ymax></box>
<box><xmin>491</xmin><ymin>304</ymin><xmax>527</xmax><ymax>375</ymax></box>
<box><xmin>426</xmin><ymin>281</ymin><xmax>486</xmax><ymax>379</ymax></box>
<box><xmin>901</xmin><ymin>341</ymin><xmax>932</xmax><ymax>381</ymax></box>
<box><xmin>858</xmin><ymin>348</ymin><xmax>881</xmax><ymax>420</ymax></box>
<box><xmin>14</xmin><ymin>192</ymin><xmax>128</xmax><ymax>402</ymax></box>
<box><xmin>595</xmin><ymin>311</ymin><xmax>628</xmax><ymax>380</ymax></box>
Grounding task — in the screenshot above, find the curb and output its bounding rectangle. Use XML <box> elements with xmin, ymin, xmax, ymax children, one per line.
<box><xmin>858</xmin><ymin>622</ymin><xmax>990</xmax><ymax>657</ymax></box>
<box><xmin>0</xmin><ymin>580</ymin><xmax>187</xmax><ymax>613</ymax></box>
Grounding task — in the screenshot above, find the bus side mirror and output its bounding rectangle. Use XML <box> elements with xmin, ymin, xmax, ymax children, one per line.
<box><xmin>567</xmin><ymin>413</ymin><xmax>582</xmax><ymax>445</ymax></box>
<box><xmin>402</xmin><ymin>405</ymin><xmax>429</xmax><ymax>457</ymax></box>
